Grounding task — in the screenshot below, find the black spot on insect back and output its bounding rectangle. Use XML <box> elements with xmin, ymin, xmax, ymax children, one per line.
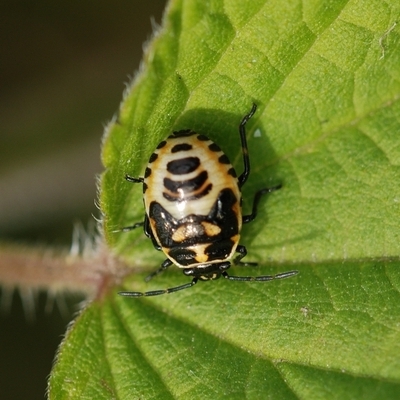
<box><xmin>167</xmin><ymin>157</ymin><xmax>200</xmax><ymax>175</ymax></box>
<box><xmin>171</xmin><ymin>143</ymin><xmax>193</xmax><ymax>152</ymax></box>
<box><xmin>156</xmin><ymin>140</ymin><xmax>167</xmax><ymax>149</ymax></box>
<box><xmin>228</xmin><ymin>167</ymin><xmax>237</xmax><ymax>177</ymax></box>
<box><xmin>208</xmin><ymin>143</ymin><xmax>221</xmax><ymax>152</ymax></box>
<box><xmin>149</xmin><ymin>152</ymin><xmax>158</xmax><ymax>163</ymax></box>
<box><xmin>205</xmin><ymin>238</ymin><xmax>235</xmax><ymax>261</ymax></box>
<box><xmin>168</xmin><ymin>247</ymin><xmax>197</xmax><ymax>266</ymax></box>
<box><xmin>163</xmin><ymin>171</ymin><xmax>209</xmax><ymax>196</ymax></box>
<box><xmin>218</xmin><ymin>154</ymin><xmax>230</xmax><ymax>164</ymax></box>
<box><xmin>170</xmin><ymin>130</ymin><xmax>193</xmax><ymax>138</ymax></box>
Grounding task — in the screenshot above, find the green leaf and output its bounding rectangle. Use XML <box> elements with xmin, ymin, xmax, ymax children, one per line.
<box><xmin>49</xmin><ymin>0</ymin><xmax>400</xmax><ymax>398</ymax></box>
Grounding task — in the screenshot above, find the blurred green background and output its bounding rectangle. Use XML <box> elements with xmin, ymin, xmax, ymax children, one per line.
<box><xmin>0</xmin><ymin>1</ymin><xmax>166</xmax><ymax>398</ymax></box>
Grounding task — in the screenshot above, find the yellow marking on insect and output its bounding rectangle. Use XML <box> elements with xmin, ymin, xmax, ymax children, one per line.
<box><xmin>195</xmin><ymin>252</ymin><xmax>209</xmax><ymax>264</ymax></box>
<box><xmin>171</xmin><ymin>224</ymin><xmax>200</xmax><ymax>242</ymax></box>
<box><xmin>201</xmin><ymin>221</ymin><xmax>221</xmax><ymax>237</ymax></box>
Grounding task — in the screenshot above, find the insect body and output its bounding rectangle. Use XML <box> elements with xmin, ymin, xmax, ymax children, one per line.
<box><xmin>119</xmin><ymin>104</ymin><xmax>297</xmax><ymax>297</ymax></box>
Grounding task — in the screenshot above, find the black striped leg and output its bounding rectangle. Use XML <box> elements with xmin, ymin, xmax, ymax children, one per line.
<box><xmin>125</xmin><ymin>174</ymin><xmax>143</xmax><ymax>183</ymax></box>
<box><xmin>222</xmin><ymin>270</ymin><xmax>298</xmax><ymax>282</ymax></box>
<box><xmin>233</xmin><ymin>245</ymin><xmax>257</xmax><ymax>267</ymax></box>
<box><xmin>238</xmin><ymin>103</ymin><xmax>257</xmax><ymax>188</ymax></box>
<box><xmin>242</xmin><ymin>184</ymin><xmax>282</xmax><ymax>224</ymax></box>
<box><xmin>231</xmin><ymin>245</ymin><xmax>298</xmax><ymax>280</ymax></box>
<box><xmin>119</xmin><ymin>213</ymin><xmax>161</xmax><ymax>250</ymax></box>
<box><xmin>118</xmin><ymin>174</ymin><xmax>146</xmax><ymax>232</ymax></box>
<box><xmin>119</xmin><ymin>278</ymin><xmax>198</xmax><ymax>297</ymax></box>
<box><xmin>144</xmin><ymin>258</ymin><xmax>173</xmax><ymax>282</ymax></box>
<box><xmin>119</xmin><ymin>222</ymin><xmax>144</xmax><ymax>232</ymax></box>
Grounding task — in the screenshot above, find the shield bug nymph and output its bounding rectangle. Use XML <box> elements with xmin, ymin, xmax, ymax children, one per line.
<box><xmin>119</xmin><ymin>104</ymin><xmax>297</xmax><ymax>297</ymax></box>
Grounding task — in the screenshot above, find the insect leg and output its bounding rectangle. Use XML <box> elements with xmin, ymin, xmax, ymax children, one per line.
<box><xmin>233</xmin><ymin>245</ymin><xmax>257</xmax><ymax>266</ymax></box>
<box><xmin>118</xmin><ymin>216</ymin><xmax>161</xmax><ymax>250</ymax></box>
<box><xmin>125</xmin><ymin>175</ymin><xmax>144</xmax><ymax>183</ymax></box>
<box><xmin>222</xmin><ymin>270</ymin><xmax>298</xmax><ymax>282</ymax></box>
<box><xmin>118</xmin><ymin>174</ymin><xmax>147</xmax><ymax>232</ymax></box>
<box><xmin>118</xmin><ymin>278</ymin><xmax>198</xmax><ymax>297</ymax></box>
<box><xmin>242</xmin><ymin>184</ymin><xmax>282</xmax><ymax>224</ymax></box>
<box><xmin>232</xmin><ymin>245</ymin><xmax>298</xmax><ymax>282</ymax></box>
<box><xmin>238</xmin><ymin>103</ymin><xmax>257</xmax><ymax>188</ymax></box>
<box><xmin>118</xmin><ymin>222</ymin><xmax>144</xmax><ymax>232</ymax></box>
<box><xmin>145</xmin><ymin>258</ymin><xmax>174</xmax><ymax>282</ymax></box>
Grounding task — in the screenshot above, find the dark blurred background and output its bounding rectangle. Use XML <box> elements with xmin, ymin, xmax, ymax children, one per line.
<box><xmin>0</xmin><ymin>1</ymin><xmax>166</xmax><ymax>398</ymax></box>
